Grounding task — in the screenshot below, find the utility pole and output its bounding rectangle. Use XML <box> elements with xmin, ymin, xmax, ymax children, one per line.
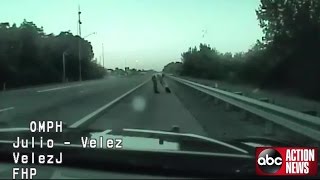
<box><xmin>62</xmin><ymin>52</ymin><xmax>67</xmax><ymax>82</ymax></box>
<box><xmin>102</xmin><ymin>43</ymin><xmax>105</xmax><ymax>68</ymax></box>
<box><xmin>78</xmin><ymin>5</ymin><xmax>82</xmax><ymax>81</ymax></box>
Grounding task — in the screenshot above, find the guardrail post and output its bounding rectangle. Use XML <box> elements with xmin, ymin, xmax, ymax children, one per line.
<box><xmin>232</xmin><ymin>92</ymin><xmax>243</xmax><ymax>111</ymax></box>
<box><xmin>3</xmin><ymin>82</ymin><xmax>6</xmax><ymax>91</ymax></box>
<box><xmin>257</xmin><ymin>97</ymin><xmax>275</xmax><ymax>133</ymax></box>
<box><xmin>223</xmin><ymin>91</ymin><xmax>238</xmax><ymax>111</ymax></box>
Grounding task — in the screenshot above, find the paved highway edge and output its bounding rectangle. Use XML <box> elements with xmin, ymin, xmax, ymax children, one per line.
<box><xmin>70</xmin><ymin>79</ymin><xmax>151</xmax><ymax>129</ymax></box>
<box><xmin>168</xmin><ymin>75</ymin><xmax>320</xmax><ymax>143</ymax></box>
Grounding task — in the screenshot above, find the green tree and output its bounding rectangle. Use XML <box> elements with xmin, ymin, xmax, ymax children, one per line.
<box><xmin>0</xmin><ymin>20</ymin><xmax>105</xmax><ymax>89</ymax></box>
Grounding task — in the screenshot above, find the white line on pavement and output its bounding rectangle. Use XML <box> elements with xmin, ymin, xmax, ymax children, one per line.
<box><xmin>70</xmin><ymin>79</ymin><xmax>150</xmax><ymax>128</ymax></box>
<box><xmin>37</xmin><ymin>84</ymin><xmax>83</xmax><ymax>93</ymax></box>
<box><xmin>0</xmin><ymin>107</ymin><xmax>15</xmax><ymax>113</ymax></box>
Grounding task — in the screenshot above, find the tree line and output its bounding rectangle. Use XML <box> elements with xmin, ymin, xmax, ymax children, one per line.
<box><xmin>0</xmin><ymin>20</ymin><xmax>105</xmax><ymax>89</ymax></box>
<box><xmin>164</xmin><ymin>0</ymin><xmax>320</xmax><ymax>100</ymax></box>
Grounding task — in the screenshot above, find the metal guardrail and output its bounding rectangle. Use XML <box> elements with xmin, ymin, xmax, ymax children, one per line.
<box><xmin>169</xmin><ymin>76</ymin><xmax>320</xmax><ymax>142</ymax></box>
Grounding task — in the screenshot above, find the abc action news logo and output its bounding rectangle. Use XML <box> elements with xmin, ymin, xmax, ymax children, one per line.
<box><xmin>256</xmin><ymin>147</ymin><xmax>318</xmax><ymax>176</ymax></box>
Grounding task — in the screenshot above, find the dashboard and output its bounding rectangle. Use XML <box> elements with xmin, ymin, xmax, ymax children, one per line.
<box><xmin>0</xmin><ymin>128</ymin><xmax>318</xmax><ymax>179</ymax></box>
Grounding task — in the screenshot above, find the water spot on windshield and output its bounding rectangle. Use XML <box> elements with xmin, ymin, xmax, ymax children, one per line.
<box><xmin>132</xmin><ymin>96</ymin><xmax>146</xmax><ymax>112</ymax></box>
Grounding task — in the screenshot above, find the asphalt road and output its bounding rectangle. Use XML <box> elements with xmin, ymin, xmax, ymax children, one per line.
<box><xmin>0</xmin><ymin>74</ymin><xmax>311</xmax><ymax>144</ymax></box>
<box><xmin>89</xmin><ymin>80</ymin><xmax>207</xmax><ymax>136</ymax></box>
<box><xmin>0</xmin><ymin>75</ymin><xmax>150</xmax><ymax>127</ymax></box>
<box><xmin>89</xmin><ymin>78</ymin><xmax>310</xmax><ymax>143</ymax></box>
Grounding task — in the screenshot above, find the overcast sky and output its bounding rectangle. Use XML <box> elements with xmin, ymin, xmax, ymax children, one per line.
<box><xmin>1</xmin><ymin>0</ymin><xmax>263</xmax><ymax>71</ymax></box>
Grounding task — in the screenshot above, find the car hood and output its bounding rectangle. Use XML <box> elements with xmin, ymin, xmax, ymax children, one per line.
<box><xmin>0</xmin><ymin>127</ymin><xmax>295</xmax><ymax>155</ymax></box>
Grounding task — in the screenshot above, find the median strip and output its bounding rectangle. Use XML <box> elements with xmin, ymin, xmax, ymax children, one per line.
<box><xmin>70</xmin><ymin>79</ymin><xmax>150</xmax><ymax>128</ymax></box>
<box><xmin>37</xmin><ymin>84</ymin><xmax>83</xmax><ymax>93</ymax></box>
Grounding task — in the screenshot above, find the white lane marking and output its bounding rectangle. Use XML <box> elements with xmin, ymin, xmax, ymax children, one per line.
<box><xmin>70</xmin><ymin>79</ymin><xmax>150</xmax><ymax>128</ymax></box>
<box><xmin>0</xmin><ymin>107</ymin><xmax>14</xmax><ymax>113</ymax></box>
<box><xmin>37</xmin><ymin>84</ymin><xmax>83</xmax><ymax>93</ymax></box>
<box><xmin>64</xmin><ymin>141</ymin><xmax>71</xmax><ymax>145</ymax></box>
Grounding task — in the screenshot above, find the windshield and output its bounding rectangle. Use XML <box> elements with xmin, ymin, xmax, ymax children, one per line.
<box><xmin>0</xmin><ymin>0</ymin><xmax>319</xmax><ymax>178</ymax></box>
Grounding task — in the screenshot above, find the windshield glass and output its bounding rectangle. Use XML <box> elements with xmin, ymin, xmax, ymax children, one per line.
<box><xmin>0</xmin><ymin>0</ymin><xmax>319</xmax><ymax>178</ymax></box>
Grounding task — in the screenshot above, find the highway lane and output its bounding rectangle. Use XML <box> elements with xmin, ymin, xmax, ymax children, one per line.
<box><xmin>1</xmin><ymin>74</ymin><xmax>312</xmax><ymax>144</ymax></box>
<box><xmin>89</xmin><ymin>80</ymin><xmax>207</xmax><ymax>136</ymax></box>
<box><xmin>88</xmin><ymin>79</ymin><xmax>310</xmax><ymax>143</ymax></box>
<box><xmin>0</xmin><ymin>75</ymin><xmax>151</xmax><ymax>127</ymax></box>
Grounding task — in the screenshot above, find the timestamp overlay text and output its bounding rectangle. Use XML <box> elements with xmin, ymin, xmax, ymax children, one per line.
<box><xmin>12</xmin><ymin>120</ymin><xmax>123</xmax><ymax>179</ymax></box>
